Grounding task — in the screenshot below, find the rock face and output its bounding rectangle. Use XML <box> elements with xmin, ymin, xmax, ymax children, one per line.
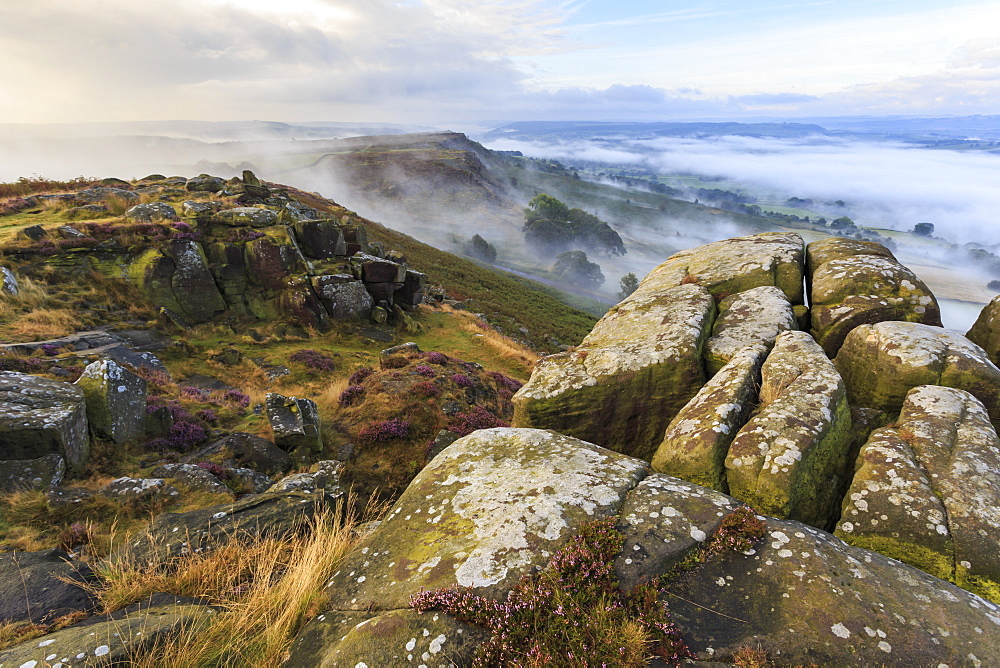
<box><xmin>704</xmin><ymin>285</ymin><xmax>796</xmax><ymax>375</ymax></box>
<box><xmin>808</xmin><ymin>237</ymin><xmax>942</xmax><ymax>355</ymax></box>
<box><xmin>835</xmin><ymin>321</ymin><xmax>1000</xmax><ymax>429</ymax></box>
<box><xmin>0</xmin><ymin>454</ymin><xmax>65</xmax><ymax>492</ymax></box>
<box><xmin>288</xmin><ymin>428</ymin><xmax>1000</xmax><ymax>667</ymax></box>
<box><xmin>967</xmin><ymin>294</ymin><xmax>1000</xmax><ymax>366</ymax></box>
<box><xmin>128</xmin><ymin>239</ymin><xmax>228</xmax><ymax>324</ymax></box>
<box><xmin>311</xmin><ymin>274</ymin><xmax>374</xmax><ymax>319</ymax></box>
<box><xmin>0</xmin><ymin>371</ymin><xmax>89</xmax><ymax>475</ymax></box>
<box><xmin>512</xmin><ymin>283</ymin><xmax>716</xmax><ymax>461</ymax></box>
<box><xmin>265</xmin><ymin>392</ymin><xmax>323</xmax><ymax>455</ymax></box>
<box><xmin>74</xmin><ymin>359</ymin><xmax>147</xmax><ymax>444</ymax></box>
<box><xmin>124</xmin><ymin>202</ymin><xmax>179</xmax><ymax>222</ymax></box>
<box><xmin>725</xmin><ymin>331</ymin><xmax>853</xmax><ymax>529</ymax></box>
<box><xmin>836</xmin><ymin>385</ymin><xmax>1000</xmax><ymax>597</ymax></box>
<box><xmin>651</xmin><ymin>345</ymin><xmax>767</xmax><ymax>492</ymax></box>
<box><xmin>0</xmin><ymin>548</ymin><xmax>98</xmax><ymax>624</ymax></box>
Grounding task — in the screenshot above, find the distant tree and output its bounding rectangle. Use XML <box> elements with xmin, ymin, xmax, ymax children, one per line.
<box><xmin>912</xmin><ymin>222</ymin><xmax>935</xmax><ymax>236</ymax></box>
<box><xmin>830</xmin><ymin>216</ymin><xmax>856</xmax><ymax>230</ymax></box>
<box><xmin>553</xmin><ymin>251</ymin><xmax>605</xmax><ymax>289</ymax></box>
<box><xmin>618</xmin><ymin>273</ymin><xmax>639</xmax><ymax>300</ymax></box>
<box><xmin>464</xmin><ymin>234</ymin><xmax>497</xmax><ymax>263</ymax></box>
<box><xmin>525</xmin><ymin>194</ymin><xmax>570</xmax><ymax>223</ymax></box>
<box><xmin>523</xmin><ymin>218</ymin><xmax>574</xmax><ymax>252</ymax></box>
<box><xmin>523</xmin><ymin>194</ymin><xmax>626</xmax><ymax>257</ymax></box>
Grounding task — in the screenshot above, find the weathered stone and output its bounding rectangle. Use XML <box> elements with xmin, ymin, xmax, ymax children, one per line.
<box><xmin>20</xmin><ymin>224</ymin><xmax>48</xmax><ymax>241</ymax></box>
<box><xmin>342</xmin><ymin>225</ymin><xmax>369</xmax><ymax>254</ymax></box>
<box><xmin>265</xmin><ymin>393</ymin><xmax>323</xmax><ymax>453</ymax></box>
<box><xmin>76</xmin><ymin>187</ymin><xmax>138</xmax><ymax>203</ymax></box>
<box><xmin>1</xmin><ymin>266</ymin><xmax>18</xmax><ymax>295</ymax></box>
<box><xmin>805</xmin><ymin>236</ymin><xmax>896</xmax><ymax>272</ymax></box>
<box><xmin>225</xmin><ymin>466</ymin><xmax>273</xmax><ymax>494</ymax></box>
<box><xmin>181</xmin><ymin>199</ymin><xmax>221</xmax><ymax>221</ymax></box>
<box><xmin>56</xmin><ymin>225</ymin><xmax>87</xmax><ymax>238</ymax></box>
<box><xmin>268</xmin><ymin>460</ymin><xmax>343</xmax><ymax>501</ymax></box>
<box><xmin>835</xmin><ymin>321</ymin><xmax>1000</xmax><ymax>429</ymax></box>
<box><xmin>0</xmin><ymin>548</ymin><xmax>98</xmax><ymax>624</ymax></box>
<box><xmin>311</xmin><ymin>274</ymin><xmax>373</xmax><ymax>319</ymax></box>
<box><xmin>370</xmin><ymin>305</ymin><xmax>389</xmax><ymax>324</ymax></box>
<box><xmin>0</xmin><ymin>594</ymin><xmax>217</xmax><ymax>665</ymax></box>
<box><xmin>74</xmin><ymin>359</ymin><xmax>147</xmax><ymax>444</ymax></box>
<box><xmin>704</xmin><ymin>285</ymin><xmax>796</xmax><ymax>375</ymax></box>
<box><xmin>291</xmin><ymin>220</ymin><xmax>347</xmax><ymax>258</ymax></box>
<box><xmin>836</xmin><ymin>385</ymin><xmax>1000</xmax><ymax>598</ymax></box>
<box><xmin>396</xmin><ymin>269</ymin><xmax>427</xmax><ymax>307</ymax></box>
<box><xmin>0</xmin><ymin>454</ymin><xmax>65</xmax><ymax>492</ymax></box>
<box><xmin>725</xmin><ymin>331</ymin><xmax>853</xmax><ymax>529</ymax></box>
<box><xmin>124</xmin><ymin>202</ymin><xmax>178</xmax><ymax>223</ymax></box>
<box><xmin>808</xmin><ymin>238</ymin><xmax>942</xmax><ymax>355</ymax></box>
<box><xmin>365</xmin><ymin>281</ymin><xmax>403</xmax><ymax>306</ymax></box>
<box><xmin>967</xmin><ymin>294</ymin><xmax>1000</xmax><ymax>366</ymax></box>
<box><xmin>185</xmin><ymin>173</ymin><xmax>225</xmax><ymax>192</ymax></box>
<box><xmin>381</xmin><ymin>342</ymin><xmax>421</xmax><ymax>357</ymax></box>
<box><xmin>64</xmin><ymin>205</ymin><xmax>108</xmax><ymax>220</ymax></box>
<box><xmin>642</xmin><ymin>232</ymin><xmax>805</xmax><ymax>303</ymax></box>
<box><xmin>233</xmin><ymin>169</ymin><xmax>271</xmax><ymax>202</ymax></box>
<box><xmin>354</xmin><ymin>253</ymin><xmax>406</xmax><ymax>283</ymax></box>
<box><xmin>0</xmin><ymin>372</ymin><xmax>89</xmax><ymax>475</ymax></box>
<box><xmin>150</xmin><ymin>463</ymin><xmax>233</xmax><ymax>496</ymax></box>
<box><xmin>210</xmin><ymin>206</ymin><xmax>279</xmax><ymax>227</ymax></box>
<box><xmin>513</xmin><ymin>283</ymin><xmax>716</xmax><ymax>461</ymax></box>
<box><xmin>651</xmin><ymin>345</ymin><xmax>767</xmax><ymax>491</ymax></box>
<box><xmin>127</xmin><ymin>241</ymin><xmax>227</xmax><ymax>324</ymax></box>
<box><xmin>186</xmin><ymin>432</ymin><xmax>293</xmax><ymax>476</ymax></box>
<box><xmin>100</xmin><ymin>477</ymin><xmax>176</xmax><ymax>504</ymax></box>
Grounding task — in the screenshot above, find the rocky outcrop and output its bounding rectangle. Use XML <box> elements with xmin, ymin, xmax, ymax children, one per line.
<box><xmin>807</xmin><ymin>237</ymin><xmax>942</xmax><ymax>355</ymax></box>
<box><xmin>725</xmin><ymin>331</ymin><xmax>853</xmax><ymax>528</ymax></box>
<box><xmin>967</xmin><ymin>294</ymin><xmax>1000</xmax><ymax>366</ymax></box>
<box><xmin>512</xmin><ymin>283</ymin><xmax>716</xmax><ymax>461</ymax></box>
<box><xmin>311</xmin><ymin>274</ymin><xmax>374</xmax><ymax>319</ymax></box>
<box><xmin>835</xmin><ymin>321</ymin><xmax>1000</xmax><ymax>429</ymax></box>
<box><xmin>186</xmin><ymin>173</ymin><xmax>225</xmax><ymax>192</ymax></box>
<box><xmin>0</xmin><ymin>548</ymin><xmax>98</xmax><ymax>624</ymax></box>
<box><xmin>0</xmin><ymin>371</ymin><xmax>89</xmax><ymax>475</ymax></box>
<box><xmin>74</xmin><ymin>359</ymin><xmax>147</xmax><ymax>444</ymax></box>
<box><xmin>186</xmin><ymin>432</ymin><xmax>293</xmax><ymax>476</ymax></box>
<box><xmin>128</xmin><ymin>239</ymin><xmax>228</xmax><ymax>324</ymax></box>
<box><xmin>704</xmin><ymin>285</ymin><xmax>796</xmax><ymax>374</ymax></box>
<box><xmin>125</xmin><ymin>202</ymin><xmax>179</xmax><ymax>223</ymax></box>
<box><xmin>288</xmin><ymin>428</ymin><xmax>1000</xmax><ymax>667</ymax></box>
<box><xmin>836</xmin><ymin>385</ymin><xmax>1000</xmax><ymax>597</ymax></box>
<box><xmin>0</xmin><ymin>454</ymin><xmax>65</xmax><ymax>492</ymax></box>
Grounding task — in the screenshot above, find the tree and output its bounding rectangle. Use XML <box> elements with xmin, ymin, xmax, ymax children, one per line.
<box><xmin>618</xmin><ymin>273</ymin><xmax>639</xmax><ymax>301</ymax></box>
<box><xmin>552</xmin><ymin>251</ymin><xmax>605</xmax><ymax>289</ymax></box>
<box><xmin>829</xmin><ymin>216</ymin><xmax>856</xmax><ymax>230</ymax></box>
<box><xmin>464</xmin><ymin>234</ymin><xmax>497</xmax><ymax>263</ymax></box>
<box><xmin>912</xmin><ymin>222</ymin><xmax>935</xmax><ymax>236</ymax></box>
<box><xmin>525</xmin><ymin>194</ymin><xmax>570</xmax><ymax>224</ymax></box>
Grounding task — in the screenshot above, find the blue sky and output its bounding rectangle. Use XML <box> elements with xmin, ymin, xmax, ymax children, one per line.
<box><xmin>1</xmin><ymin>0</ymin><xmax>998</xmax><ymax>123</ymax></box>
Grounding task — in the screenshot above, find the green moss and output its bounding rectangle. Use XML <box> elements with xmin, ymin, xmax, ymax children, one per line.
<box><xmin>845</xmin><ymin>534</ymin><xmax>954</xmax><ymax>583</ymax></box>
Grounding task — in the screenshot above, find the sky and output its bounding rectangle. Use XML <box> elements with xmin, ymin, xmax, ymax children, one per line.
<box><xmin>1</xmin><ymin>0</ymin><xmax>999</xmax><ymax>125</ymax></box>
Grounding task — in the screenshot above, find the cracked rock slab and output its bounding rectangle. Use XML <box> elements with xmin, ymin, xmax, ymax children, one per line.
<box><xmin>704</xmin><ymin>285</ymin><xmax>796</xmax><ymax>375</ymax></box>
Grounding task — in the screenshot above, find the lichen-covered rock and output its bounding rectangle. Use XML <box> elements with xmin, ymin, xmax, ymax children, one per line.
<box><xmin>311</xmin><ymin>274</ymin><xmax>374</xmax><ymax>319</ymax></box>
<box><xmin>187</xmin><ymin>432</ymin><xmax>293</xmax><ymax>475</ymax></box>
<box><xmin>19</xmin><ymin>224</ymin><xmax>48</xmax><ymax>241</ymax></box>
<box><xmin>127</xmin><ymin>241</ymin><xmax>227</xmax><ymax>324</ymax></box>
<box><xmin>967</xmin><ymin>294</ymin><xmax>1000</xmax><ymax>366</ymax></box>
<box><xmin>0</xmin><ymin>454</ymin><xmax>65</xmax><ymax>493</ymax></box>
<box><xmin>76</xmin><ymin>186</ymin><xmax>138</xmax><ymax>203</ymax></box>
<box><xmin>805</xmin><ymin>236</ymin><xmax>896</xmax><ymax>272</ymax></box>
<box><xmin>150</xmin><ymin>463</ymin><xmax>233</xmax><ymax>496</ymax></box>
<box><xmin>210</xmin><ymin>206</ymin><xmax>279</xmax><ymax>227</ymax></box>
<box><xmin>1</xmin><ymin>266</ymin><xmax>19</xmax><ymax>295</ymax></box>
<box><xmin>513</xmin><ymin>283</ymin><xmax>716</xmax><ymax>461</ymax></box>
<box><xmin>704</xmin><ymin>286</ymin><xmax>796</xmax><ymax>374</ymax></box>
<box><xmin>725</xmin><ymin>331</ymin><xmax>853</xmax><ymax>528</ymax></box>
<box><xmin>643</xmin><ymin>232</ymin><xmax>805</xmax><ymax>303</ymax></box>
<box><xmin>265</xmin><ymin>393</ymin><xmax>323</xmax><ymax>454</ymax></box>
<box><xmin>0</xmin><ymin>594</ymin><xmax>217</xmax><ymax>666</ymax></box>
<box><xmin>268</xmin><ymin>460</ymin><xmax>343</xmax><ymax>501</ymax></box>
<box><xmin>835</xmin><ymin>321</ymin><xmax>1000</xmax><ymax>429</ymax></box>
<box><xmin>124</xmin><ymin>202</ymin><xmax>178</xmax><ymax>223</ymax></box>
<box><xmin>808</xmin><ymin>238</ymin><xmax>942</xmax><ymax>355</ymax></box>
<box><xmin>0</xmin><ymin>548</ymin><xmax>98</xmax><ymax>624</ymax></box>
<box><xmin>181</xmin><ymin>199</ymin><xmax>222</xmax><ymax>221</ymax></box>
<box><xmin>74</xmin><ymin>359</ymin><xmax>147</xmax><ymax>444</ymax></box>
<box><xmin>836</xmin><ymin>385</ymin><xmax>1000</xmax><ymax>598</ymax></box>
<box><xmin>291</xmin><ymin>220</ymin><xmax>347</xmax><ymax>258</ymax></box>
<box><xmin>353</xmin><ymin>253</ymin><xmax>407</xmax><ymax>283</ymax></box>
<box><xmin>185</xmin><ymin>173</ymin><xmax>225</xmax><ymax>192</ymax></box>
<box><xmin>651</xmin><ymin>345</ymin><xmax>767</xmax><ymax>491</ymax></box>
<box><xmin>0</xmin><ymin>371</ymin><xmax>89</xmax><ymax>475</ymax></box>
<box><xmin>100</xmin><ymin>477</ymin><xmax>176</xmax><ymax>504</ymax></box>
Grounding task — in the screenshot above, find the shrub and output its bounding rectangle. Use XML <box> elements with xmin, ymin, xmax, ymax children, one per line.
<box><xmin>380</xmin><ymin>355</ymin><xmax>408</xmax><ymax>370</ymax></box>
<box><xmin>412</xmin><ymin>381</ymin><xmax>441</xmax><ymax>398</ymax></box>
<box><xmin>339</xmin><ymin>385</ymin><xmax>365</xmax><ymax>407</ymax></box>
<box><xmin>424</xmin><ymin>351</ymin><xmax>449</xmax><ymax>365</ymax></box>
<box><xmin>414</xmin><ymin>365</ymin><xmax>436</xmax><ymax>377</ymax></box>
<box><xmin>487</xmin><ymin>371</ymin><xmax>523</xmax><ymax>393</ymax></box>
<box><xmin>357</xmin><ymin>418</ymin><xmax>410</xmax><ymax>443</ymax></box>
<box><xmin>197</xmin><ymin>462</ymin><xmax>230</xmax><ymax>480</ymax></box>
<box><xmin>289</xmin><ymin>349</ymin><xmax>336</xmax><ymax>372</ymax></box>
<box><xmin>451</xmin><ymin>373</ymin><xmax>473</xmax><ymax>388</ymax></box>
<box><xmin>197</xmin><ymin>409</ymin><xmax>218</xmax><ymax>423</ymax></box>
<box><xmin>165</xmin><ymin>421</ymin><xmax>208</xmax><ymax>452</ymax></box>
<box><xmin>180</xmin><ymin>386</ymin><xmax>209</xmax><ymax>401</ymax></box>
<box><xmin>220</xmin><ymin>389</ymin><xmax>251</xmax><ymax>408</ymax></box>
<box><xmin>449</xmin><ymin>406</ymin><xmax>508</xmax><ymax>437</ymax></box>
<box><xmin>349</xmin><ymin>367</ymin><xmax>374</xmax><ymax>384</ymax></box>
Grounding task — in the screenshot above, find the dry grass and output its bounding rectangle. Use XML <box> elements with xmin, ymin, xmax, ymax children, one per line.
<box><xmin>732</xmin><ymin>642</ymin><xmax>771</xmax><ymax>667</ymax></box>
<box><xmin>2</xmin><ymin>307</ymin><xmax>81</xmax><ymax>340</ymax></box>
<box><xmin>441</xmin><ymin>304</ymin><xmax>540</xmax><ymax>375</ymax></box>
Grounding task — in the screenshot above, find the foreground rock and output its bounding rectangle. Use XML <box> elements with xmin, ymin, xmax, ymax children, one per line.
<box><xmin>807</xmin><ymin>237</ymin><xmax>941</xmax><ymax>355</ymax></box>
<box><xmin>725</xmin><ymin>331</ymin><xmax>853</xmax><ymax>529</ymax></box>
<box><xmin>74</xmin><ymin>359</ymin><xmax>147</xmax><ymax>444</ymax></box>
<box><xmin>265</xmin><ymin>392</ymin><xmax>323</xmax><ymax>457</ymax></box>
<box><xmin>0</xmin><ymin>371</ymin><xmax>89</xmax><ymax>475</ymax></box>
<box><xmin>835</xmin><ymin>321</ymin><xmax>1000</xmax><ymax>429</ymax></box>
<box><xmin>836</xmin><ymin>385</ymin><xmax>1000</xmax><ymax>597</ymax></box>
<box><xmin>287</xmin><ymin>428</ymin><xmax>1000</xmax><ymax>666</ymax></box>
<box><xmin>703</xmin><ymin>285</ymin><xmax>796</xmax><ymax>375</ymax></box>
<box><xmin>0</xmin><ymin>548</ymin><xmax>98</xmax><ymax>624</ymax></box>
<box><xmin>512</xmin><ymin>283</ymin><xmax>715</xmax><ymax>461</ymax></box>
<box><xmin>967</xmin><ymin>294</ymin><xmax>1000</xmax><ymax>366</ymax></box>
<box><xmin>0</xmin><ymin>454</ymin><xmax>66</xmax><ymax>492</ymax></box>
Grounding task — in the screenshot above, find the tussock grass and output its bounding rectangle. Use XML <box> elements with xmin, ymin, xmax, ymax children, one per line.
<box><xmin>445</xmin><ymin>305</ymin><xmax>539</xmax><ymax>374</ymax></box>
<box><xmin>2</xmin><ymin>307</ymin><xmax>80</xmax><ymax>340</ymax></box>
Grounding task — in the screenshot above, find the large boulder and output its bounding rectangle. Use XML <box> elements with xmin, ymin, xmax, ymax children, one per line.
<box><xmin>186</xmin><ymin>432</ymin><xmax>293</xmax><ymax>475</ymax></box>
<box><xmin>704</xmin><ymin>285</ymin><xmax>796</xmax><ymax>375</ymax></box>
<box><xmin>210</xmin><ymin>206</ymin><xmax>279</xmax><ymax>227</ymax></box>
<box><xmin>725</xmin><ymin>331</ymin><xmax>853</xmax><ymax>529</ymax></box>
<box><xmin>834</xmin><ymin>321</ymin><xmax>1000</xmax><ymax>429</ymax></box>
<box><xmin>185</xmin><ymin>173</ymin><xmax>225</xmax><ymax>192</ymax></box>
<box><xmin>265</xmin><ymin>393</ymin><xmax>323</xmax><ymax>455</ymax></box>
<box><xmin>0</xmin><ymin>454</ymin><xmax>65</xmax><ymax>492</ymax></box>
<box><xmin>0</xmin><ymin>372</ymin><xmax>89</xmax><ymax>475</ymax></box>
<box><xmin>124</xmin><ymin>202</ymin><xmax>179</xmax><ymax>223</ymax></box>
<box><xmin>291</xmin><ymin>220</ymin><xmax>347</xmax><ymax>258</ymax></box>
<box><xmin>311</xmin><ymin>274</ymin><xmax>374</xmax><ymax>319</ymax></box>
<box><xmin>513</xmin><ymin>283</ymin><xmax>715</xmax><ymax>461</ymax></box>
<box><xmin>836</xmin><ymin>385</ymin><xmax>1000</xmax><ymax>598</ymax></box>
<box><xmin>127</xmin><ymin>240</ymin><xmax>227</xmax><ymax>324</ymax></box>
<box><xmin>651</xmin><ymin>345</ymin><xmax>767</xmax><ymax>491</ymax></box>
<box><xmin>642</xmin><ymin>232</ymin><xmax>805</xmax><ymax>304</ymax></box>
<box><xmin>967</xmin><ymin>294</ymin><xmax>1000</xmax><ymax>366</ymax></box>
<box><xmin>808</xmin><ymin>238</ymin><xmax>941</xmax><ymax>355</ymax></box>
<box><xmin>74</xmin><ymin>359</ymin><xmax>147</xmax><ymax>444</ymax></box>
<box><xmin>0</xmin><ymin>548</ymin><xmax>99</xmax><ymax>624</ymax></box>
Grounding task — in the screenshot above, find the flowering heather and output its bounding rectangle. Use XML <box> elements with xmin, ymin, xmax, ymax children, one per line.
<box><xmin>662</xmin><ymin>505</ymin><xmax>766</xmax><ymax>582</ymax></box>
<box><xmin>424</xmin><ymin>351</ymin><xmax>449</xmax><ymax>365</ymax></box>
<box><xmin>57</xmin><ymin>237</ymin><xmax>99</xmax><ymax>250</ymax></box>
<box><xmin>197</xmin><ymin>409</ymin><xmax>218</xmax><ymax>423</ymax></box>
<box><xmin>172</xmin><ymin>221</ymin><xmax>193</xmax><ymax>232</ymax></box>
<box><xmin>145</xmin><ymin>420</ymin><xmax>208</xmax><ymax>453</ymax></box>
<box><xmin>380</xmin><ymin>355</ymin><xmax>408</xmax><ymax>370</ymax></box>
<box><xmin>448</xmin><ymin>406</ymin><xmax>508</xmax><ymax>437</ymax></box>
<box><xmin>411</xmin><ymin>518</ymin><xmax>693</xmax><ymax>667</ymax></box>
<box><xmin>349</xmin><ymin>366</ymin><xmax>374</xmax><ymax>384</ymax></box>
<box><xmin>498</xmin><ymin>389</ymin><xmax>513</xmax><ymax>402</ymax></box>
<box><xmin>290</xmin><ymin>348</ymin><xmax>337</xmax><ymax>372</ymax></box>
<box><xmin>451</xmin><ymin>373</ymin><xmax>473</xmax><ymax>388</ymax></box>
<box><xmin>488</xmin><ymin>371</ymin><xmax>523</xmax><ymax>393</ymax></box>
<box><xmin>227</xmin><ymin>228</ymin><xmax>266</xmax><ymax>242</ymax></box>
<box><xmin>339</xmin><ymin>384</ymin><xmax>365</xmax><ymax>407</ymax></box>
<box><xmin>411</xmin><ymin>381</ymin><xmax>441</xmax><ymax>398</ymax></box>
<box><xmin>0</xmin><ymin>356</ymin><xmax>46</xmax><ymax>372</ymax></box>
<box><xmin>197</xmin><ymin>461</ymin><xmax>230</xmax><ymax>480</ymax></box>
<box><xmin>0</xmin><ymin>197</ymin><xmax>32</xmax><ymax>216</ymax></box>
<box><xmin>58</xmin><ymin>522</ymin><xmax>89</xmax><ymax>551</ymax></box>
<box><xmin>357</xmin><ymin>418</ymin><xmax>410</xmax><ymax>443</ymax></box>
<box><xmin>134</xmin><ymin>366</ymin><xmax>172</xmax><ymax>390</ymax></box>
<box><xmin>40</xmin><ymin>344</ymin><xmax>61</xmax><ymax>356</ymax></box>
<box><xmin>220</xmin><ymin>389</ymin><xmax>251</xmax><ymax>408</ymax></box>
<box><xmin>180</xmin><ymin>385</ymin><xmax>209</xmax><ymax>400</ymax></box>
<box><xmin>170</xmin><ymin>232</ymin><xmax>199</xmax><ymax>241</ymax></box>
<box><xmin>413</xmin><ymin>365</ymin><xmax>436</xmax><ymax>378</ymax></box>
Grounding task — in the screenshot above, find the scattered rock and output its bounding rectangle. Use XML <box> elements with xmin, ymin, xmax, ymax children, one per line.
<box><xmin>74</xmin><ymin>359</ymin><xmax>147</xmax><ymax>444</ymax></box>
<box><xmin>0</xmin><ymin>372</ymin><xmax>89</xmax><ymax>475</ymax></box>
<box><xmin>0</xmin><ymin>548</ymin><xmax>98</xmax><ymax>624</ymax></box>
<box><xmin>20</xmin><ymin>224</ymin><xmax>48</xmax><ymax>241</ymax></box>
<box><xmin>100</xmin><ymin>477</ymin><xmax>176</xmax><ymax>504</ymax></box>
<box><xmin>0</xmin><ymin>266</ymin><xmax>18</xmax><ymax>295</ymax></box>
<box><xmin>150</xmin><ymin>463</ymin><xmax>233</xmax><ymax>496</ymax></box>
<box><xmin>124</xmin><ymin>202</ymin><xmax>179</xmax><ymax>223</ymax></box>
<box><xmin>380</xmin><ymin>342</ymin><xmax>421</xmax><ymax>357</ymax></box>
<box><xmin>269</xmin><ymin>460</ymin><xmax>343</xmax><ymax>501</ymax></box>
<box><xmin>185</xmin><ymin>174</ymin><xmax>225</xmax><ymax>193</ymax></box>
<box><xmin>265</xmin><ymin>393</ymin><xmax>323</xmax><ymax>455</ymax></box>
<box><xmin>181</xmin><ymin>199</ymin><xmax>222</xmax><ymax>221</ymax></box>
<box><xmin>185</xmin><ymin>432</ymin><xmax>293</xmax><ymax>476</ymax></box>
<box><xmin>0</xmin><ymin>454</ymin><xmax>65</xmax><ymax>493</ymax></box>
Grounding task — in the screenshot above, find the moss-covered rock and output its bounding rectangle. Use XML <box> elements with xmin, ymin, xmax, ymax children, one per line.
<box><xmin>836</xmin><ymin>385</ymin><xmax>1000</xmax><ymax>599</ymax></box>
<box><xmin>512</xmin><ymin>283</ymin><xmax>715</xmax><ymax>461</ymax></box>
<box><xmin>126</xmin><ymin>241</ymin><xmax>227</xmax><ymax>324</ymax></box>
<box><xmin>74</xmin><ymin>359</ymin><xmax>147</xmax><ymax>444</ymax></box>
<box><xmin>704</xmin><ymin>286</ymin><xmax>796</xmax><ymax>375</ymax></box>
<box><xmin>967</xmin><ymin>294</ymin><xmax>1000</xmax><ymax>366</ymax></box>
<box><xmin>311</xmin><ymin>274</ymin><xmax>373</xmax><ymax>319</ymax></box>
<box><xmin>651</xmin><ymin>344</ymin><xmax>767</xmax><ymax>492</ymax></box>
<box><xmin>265</xmin><ymin>392</ymin><xmax>323</xmax><ymax>456</ymax></box>
<box><xmin>725</xmin><ymin>331</ymin><xmax>853</xmax><ymax>529</ymax></box>
<box><xmin>809</xmin><ymin>245</ymin><xmax>942</xmax><ymax>355</ymax></box>
<box><xmin>0</xmin><ymin>454</ymin><xmax>65</xmax><ymax>492</ymax></box>
<box><xmin>805</xmin><ymin>236</ymin><xmax>895</xmax><ymax>274</ymax></box>
<box><xmin>291</xmin><ymin>220</ymin><xmax>347</xmax><ymax>258</ymax></box>
<box><xmin>834</xmin><ymin>321</ymin><xmax>1000</xmax><ymax>430</ymax></box>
